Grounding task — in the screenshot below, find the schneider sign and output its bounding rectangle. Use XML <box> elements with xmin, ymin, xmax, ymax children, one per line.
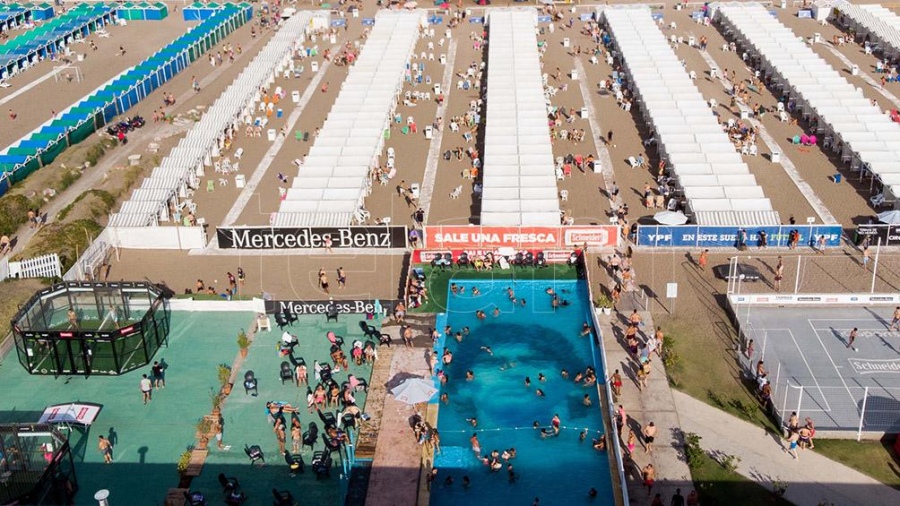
<box><xmin>265</xmin><ymin>299</ymin><xmax>399</xmax><ymax>315</ymax></box>
<box><xmin>217</xmin><ymin>226</ymin><xmax>408</xmax><ymax>249</ymax></box>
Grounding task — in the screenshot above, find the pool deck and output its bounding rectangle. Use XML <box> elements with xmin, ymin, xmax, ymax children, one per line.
<box><xmin>365</xmin><ymin>314</ymin><xmax>436</xmax><ymax>506</ymax></box>
<box><xmin>588</xmin><ymin>254</ymin><xmax>694</xmax><ymax>503</ymax></box>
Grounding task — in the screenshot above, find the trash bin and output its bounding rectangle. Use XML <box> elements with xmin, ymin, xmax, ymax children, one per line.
<box><xmin>276</xmin><ymin>109</ymin><xmax>283</xmax><ymax>118</ymax></box>
<box><xmin>851</xmin><ymin>64</ymin><xmax>859</xmax><ymax>76</ymax></box>
<box><xmin>771</xmin><ymin>151</ymin><xmax>781</xmax><ymax>164</ymax></box>
<box><xmin>832</xmin><ymin>173</ymin><xmax>842</xmax><ymax>183</ymax></box>
<box><xmin>311</xmin><ymin>61</ymin><xmax>319</xmax><ymax>72</ymax></box>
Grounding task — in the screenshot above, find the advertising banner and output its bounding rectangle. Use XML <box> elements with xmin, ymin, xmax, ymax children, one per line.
<box><xmin>855</xmin><ymin>224</ymin><xmax>900</xmax><ymax>246</ymax></box>
<box><xmin>264</xmin><ymin>299</ymin><xmax>399</xmax><ymax>315</ymax></box>
<box><xmin>422</xmin><ymin>225</ymin><xmax>618</xmax><ymax>249</ymax></box>
<box><xmin>414</xmin><ymin>249</ymin><xmax>574</xmax><ymax>264</ymax></box>
<box><xmin>216</xmin><ymin>226</ymin><xmax>408</xmax><ymax>250</ymax></box>
<box><xmin>636</xmin><ymin>225</ymin><xmax>843</xmax><ymax>248</ymax></box>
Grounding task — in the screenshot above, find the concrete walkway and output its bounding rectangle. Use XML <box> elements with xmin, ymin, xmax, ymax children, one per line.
<box><xmin>672</xmin><ymin>390</ymin><xmax>900</xmax><ymax>506</ymax></box>
<box><xmin>596</xmin><ymin>308</ymin><xmax>693</xmax><ymax>504</ymax></box>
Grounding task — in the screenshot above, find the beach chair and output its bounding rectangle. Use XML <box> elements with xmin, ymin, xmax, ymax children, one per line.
<box><xmin>628</xmin><ymin>156</ymin><xmax>640</xmax><ymax>168</ymax></box>
<box><xmin>449</xmin><ymin>185</ymin><xmax>462</xmax><ymax>199</ymax></box>
<box><xmin>243</xmin><ymin>371</ymin><xmax>258</xmax><ymax>396</ymax></box>
<box><xmin>244</xmin><ymin>445</ymin><xmax>265</xmax><ymax>466</ymax></box>
<box><xmin>207</xmin><ymin>180</ymin><xmax>215</xmax><ymax>192</ymax></box>
<box><xmin>560</xmin><ymin>190</ymin><xmax>568</xmax><ymax>201</ymax></box>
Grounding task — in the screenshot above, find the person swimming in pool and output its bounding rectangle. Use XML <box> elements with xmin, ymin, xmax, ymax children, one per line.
<box><xmin>481</xmin><ymin>346</ymin><xmax>493</xmax><ymax>355</ymax></box>
<box><xmin>507</xmin><ymin>287</ymin><xmax>516</xmax><ymax>301</ymax></box>
<box><xmin>580</xmin><ymin>430</ymin><xmax>587</xmax><ymax>442</ymax></box>
<box><xmin>551</xmin><ymin>296</ymin><xmax>559</xmax><ymax>310</ymax></box>
<box><xmin>492</xmin><ymin>306</ymin><xmax>500</xmax><ymax>317</ymax></box>
<box><xmin>546</xmin><ymin>287</ymin><xmax>555</xmax><ymax>295</ymax></box>
<box><xmin>472</xmin><ymin>286</ymin><xmax>481</xmax><ymax>296</ymax></box>
<box><xmin>462</xmin><ymin>326</ymin><xmax>470</xmax><ymax>336</ymax></box>
<box><xmin>455</xmin><ymin>331</ymin><xmax>463</xmax><ymax>343</ymax></box>
<box><xmin>536</xmin><ymin>389</ymin><xmax>545</xmax><ymax>397</ymax></box>
<box><xmin>476</xmin><ymin>310</ymin><xmax>486</xmax><ymax>320</ymax></box>
<box><xmin>466</xmin><ymin>370</ymin><xmax>474</xmax><ymax>381</ymax></box>
<box><xmin>525</xmin><ymin>377</ymin><xmax>531</xmax><ymax>387</ymax></box>
<box><xmin>580</xmin><ymin>323</ymin><xmax>591</xmax><ymax>336</ymax></box>
<box><xmin>538</xmin><ymin>373</ymin><xmax>546</xmax><ymax>382</ymax></box>
<box><xmin>592</xmin><ymin>435</ymin><xmax>607</xmax><ymax>451</ymax></box>
<box><xmin>561</xmin><ymin>369</ymin><xmax>569</xmax><ymax>379</ymax></box>
<box><xmin>466</xmin><ymin>417</ymin><xmax>478</xmax><ymax>427</ymax></box>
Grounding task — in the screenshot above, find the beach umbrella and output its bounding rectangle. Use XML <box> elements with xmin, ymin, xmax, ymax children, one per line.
<box><xmin>653</xmin><ymin>210</ymin><xmax>689</xmax><ymax>226</ymax></box>
<box><xmin>391</xmin><ymin>377</ymin><xmax>437</xmax><ymax>405</ymax></box>
<box><xmin>877</xmin><ymin>210</ymin><xmax>900</xmax><ymax>225</ymax></box>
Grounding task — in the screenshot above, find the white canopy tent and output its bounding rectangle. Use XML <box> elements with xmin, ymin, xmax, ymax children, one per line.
<box><xmin>835</xmin><ymin>2</ymin><xmax>900</xmax><ymax>60</ymax></box>
<box><xmin>108</xmin><ymin>11</ymin><xmax>326</xmax><ymax>229</ymax></box>
<box><xmin>601</xmin><ymin>5</ymin><xmax>779</xmax><ymax>225</ymax></box>
<box><xmin>479</xmin><ymin>8</ymin><xmax>560</xmax><ymax>226</ymax></box>
<box><xmin>715</xmin><ymin>2</ymin><xmax>900</xmax><ymax>204</ymax></box>
<box><xmin>275</xmin><ymin>9</ymin><xmax>425</xmax><ymax>227</ymax></box>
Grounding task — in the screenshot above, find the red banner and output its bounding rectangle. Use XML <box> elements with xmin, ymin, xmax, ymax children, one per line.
<box><xmin>422</xmin><ymin>225</ymin><xmax>618</xmax><ymax>249</ymax></box>
<box><xmin>414</xmin><ymin>249</ymin><xmax>573</xmax><ymax>264</ymax></box>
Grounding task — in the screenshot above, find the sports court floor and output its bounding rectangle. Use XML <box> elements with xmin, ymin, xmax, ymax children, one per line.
<box><xmin>735</xmin><ymin>306</ymin><xmax>900</xmax><ymax>433</ymax></box>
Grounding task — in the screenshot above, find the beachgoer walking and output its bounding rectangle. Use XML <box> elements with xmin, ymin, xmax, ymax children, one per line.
<box><xmin>611</xmin><ymin>369</ymin><xmax>622</xmax><ymax>398</ymax></box>
<box><xmin>642</xmin><ymin>422</ymin><xmax>657</xmax><ymax>454</ymax></box>
<box><xmin>847</xmin><ymin>327</ymin><xmax>858</xmax><ymax>350</ymax></box>
<box><xmin>140</xmin><ymin>374</ymin><xmax>152</xmax><ymax>404</ymax></box>
<box><xmin>151</xmin><ymin>360</ymin><xmax>165</xmax><ymax>389</ymax></box>
<box><xmin>891</xmin><ymin>306</ymin><xmax>900</xmax><ymax>331</ymax></box>
<box><xmin>98</xmin><ymin>435</ymin><xmax>113</xmax><ymax>464</ymax></box>
<box><xmin>337</xmin><ymin>267</ymin><xmax>346</xmax><ymax>289</ymax></box>
<box><xmin>642</xmin><ymin>463</ymin><xmax>655</xmax><ymax>496</ymax></box>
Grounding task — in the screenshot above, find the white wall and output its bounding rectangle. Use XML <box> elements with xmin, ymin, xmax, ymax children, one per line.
<box><xmin>110</xmin><ymin>226</ymin><xmax>207</xmax><ymax>249</ymax></box>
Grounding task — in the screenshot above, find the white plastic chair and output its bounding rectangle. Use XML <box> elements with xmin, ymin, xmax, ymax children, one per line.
<box><xmin>628</xmin><ymin>156</ymin><xmax>639</xmax><ymax>168</ymax></box>
<box><xmin>779</xmin><ymin>111</ymin><xmax>788</xmax><ymax>122</ymax></box>
<box><xmin>450</xmin><ymin>185</ymin><xmax>462</xmax><ymax>199</ymax></box>
<box><xmin>235</xmin><ymin>148</ymin><xmax>243</xmax><ymax>160</ymax></box>
<box><xmin>749</xmin><ymin>144</ymin><xmax>758</xmax><ymax>156</ymax></box>
<box><xmin>560</xmin><ymin>190</ymin><xmax>568</xmax><ymax>201</ymax></box>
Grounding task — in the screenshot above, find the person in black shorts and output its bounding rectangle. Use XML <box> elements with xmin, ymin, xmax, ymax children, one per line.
<box><xmin>152</xmin><ymin>361</ymin><xmax>165</xmax><ymax>389</ymax></box>
<box><xmin>337</xmin><ymin>267</ymin><xmax>347</xmax><ymax>290</ymax></box>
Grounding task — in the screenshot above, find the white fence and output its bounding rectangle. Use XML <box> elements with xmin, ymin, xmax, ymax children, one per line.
<box><xmin>3</xmin><ymin>253</ymin><xmax>62</xmax><ymax>280</ymax></box>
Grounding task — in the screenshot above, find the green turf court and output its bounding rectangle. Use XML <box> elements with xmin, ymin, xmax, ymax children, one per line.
<box><xmin>0</xmin><ymin>310</ymin><xmax>378</xmax><ymax>505</ymax></box>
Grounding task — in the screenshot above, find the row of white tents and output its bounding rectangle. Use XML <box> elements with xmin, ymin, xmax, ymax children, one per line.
<box><xmin>834</xmin><ymin>0</ymin><xmax>900</xmax><ymax>60</ymax></box>
<box><xmin>714</xmin><ymin>2</ymin><xmax>900</xmax><ymax>202</ymax></box>
<box><xmin>601</xmin><ymin>5</ymin><xmax>780</xmax><ymax>226</ymax></box>
<box><xmin>274</xmin><ymin>9</ymin><xmax>425</xmax><ymax>227</ymax></box>
<box><xmin>480</xmin><ymin>8</ymin><xmax>561</xmax><ymax>226</ymax></box>
<box><xmin>108</xmin><ymin>11</ymin><xmax>328</xmax><ymax>228</ymax></box>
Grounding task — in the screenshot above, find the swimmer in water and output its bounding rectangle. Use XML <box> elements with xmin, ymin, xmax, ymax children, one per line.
<box><xmin>538</xmin><ymin>373</ymin><xmax>546</xmax><ymax>382</ymax></box>
<box><xmin>536</xmin><ymin>389</ymin><xmax>545</xmax><ymax>397</ymax></box>
<box><xmin>561</xmin><ymin>369</ymin><xmax>569</xmax><ymax>379</ymax></box>
<box><xmin>455</xmin><ymin>331</ymin><xmax>463</xmax><ymax>343</ymax></box>
<box><xmin>592</xmin><ymin>435</ymin><xmax>606</xmax><ymax>451</ymax></box>
<box><xmin>441</xmin><ymin>393</ymin><xmax>449</xmax><ymax>404</ymax></box>
<box><xmin>466</xmin><ymin>370</ymin><xmax>474</xmax><ymax>381</ymax></box>
<box><xmin>476</xmin><ymin>310</ymin><xmax>486</xmax><ymax>320</ymax></box>
<box><xmin>525</xmin><ymin>376</ymin><xmax>531</xmax><ymax>387</ymax></box>
<box><xmin>533</xmin><ymin>421</ymin><xmax>540</xmax><ymax>429</ymax></box>
<box><xmin>546</xmin><ymin>287</ymin><xmax>555</xmax><ymax>295</ymax></box>
<box><xmin>492</xmin><ymin>306</ymin><xmax>500</xmax><ymax>317</ymax></box>
<box><xmin>480</xmin><ymin>346</ymin><xmax>493</xmax><ymax>355</ymax></box>
<box><xmin>580</xmin><ymin>430</ymin><xmax>587</xmax><ymax>442</ymax></box>
<box><xmin>462</xmin><ymin>326</ymin><xmax>470</xmax><ymax>336</ymax></box>
<box><xmin>466</xmin><ymin>417</ymin><xmax>478</xmax><ymax>427</ymax></box>
<box><xmin>581</xmin><ymin>323</ymin><xmax>591</xmax><ymax>336</ymax></box>
<box><xmin>472</xmin><ymin>286</ymin><xmax>480</xmax><ymax>296</ymax></box>
<box><xmin>507</xmin><ymin>287</ymin><xmax>515</xmax><ymax>300</ymax></box>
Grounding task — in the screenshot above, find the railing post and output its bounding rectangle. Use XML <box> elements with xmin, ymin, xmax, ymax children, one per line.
<box><xmin>857</xmin><ymin>386</ymin><xmax>869</xmax><ymax>441</ymax></box>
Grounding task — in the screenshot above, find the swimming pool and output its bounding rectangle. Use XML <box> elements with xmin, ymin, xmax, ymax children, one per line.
<box><xmin>429</xmin><ymin>279</ymin><xmax>614</xmax><ymax>505</ymax></box>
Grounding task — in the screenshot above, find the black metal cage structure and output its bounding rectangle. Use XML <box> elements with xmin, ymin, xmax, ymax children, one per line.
<box><xmin>11</xmin><ymin>281</ymin><xmax>170</xmax><ymax>376</ymax></box>
<box><xmin>0</xmin><ymin>423</ymin><xmax>77</xmax><ymax>505</ymax></box>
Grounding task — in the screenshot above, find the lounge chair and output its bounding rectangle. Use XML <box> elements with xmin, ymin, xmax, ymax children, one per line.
<box><xmin>302</xmin><ymin>422</ymin><xmax>319</xmax><ymax>452</ymax></box>
<box><xmin>326</xmin><ymin>304</ymin><xmax>339</xmax><ymax>322</ymax></box>
<box><xmin>274</xmin><ymin>313</ymin><xmax>290</xmax><ymax>330</ymax></box>
<box><xmin>318</xmin><ymin>409</ymin><xmax>337</xmax><ymax>429</ymax></box>
<box><xmin>312</xmin><ymin>450</ymin><xmax>333</xmax><ymax>479</ymax></box>
<box><xmin>243</xmin><ymin>371</ymin><xmax>258</xmax><ymax>396</ymax></box>
<box><xmin>183</xmin><ymin>491</ymin><xmax>207</xmax><ymax>506</ymax></box>
<box><xmin>280</xmin><ymin>362</ymin><xmax>293</xmax><ymax>384</ymax></box>
<box><xmin>218</xmin><ymin>473</ymin><xmax>239</xmax><ymax>493</ymax></box>
<box><xmin>272</xmin><ymin>489</ymin><xmax>295</xmax><ymax>506</ymax></box>
<box><xmin>244</xmin><ymin>444</ymin><xmax>265</xmax><ymax>466</ymax></box>
<box><xmin>284</xmin><ymin>452</ymin><xmax>304</xmax><ymax>476</ymax></box>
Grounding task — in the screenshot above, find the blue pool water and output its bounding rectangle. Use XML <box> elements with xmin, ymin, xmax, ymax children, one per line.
<box><xmin>429</xmin><ymin>280</ymin><xmax>614</xmax><ymax>506</ymax></box>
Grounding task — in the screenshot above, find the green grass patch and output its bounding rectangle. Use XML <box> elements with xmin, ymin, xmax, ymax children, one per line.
<box><xmin>0</xmin><ymin>193</ymin><xmax>37</xmax><ymax>235</ymax></box>
<box><xmin>411</xmin><ymin>264</ymin><xmax>579</xmax><ymax>313</ymax></box>
<box><xmin>84</xmin><ymin>138</ymin><xmax>118</xmax><ymax>167</ymax></box>
<box><xmin>813</xmin><ymin>437</ymin><xmax>900</xmax><ymax>490</ymax></box>
<box><xmin>14</xmin><ymin>219</ymin><xmax>103</xmax><ymax>273</ymax></box>
<box><xmin>57</xmin><ymin>189</ymin><xmax>117</xmax><ymax>221</ymax></box>
<box><xmin>688</xmin><ymin>448</ymin><xmax>793</xmax><ymax>506</ymax></box>
<box><xmin>659</xmin><ymin>318</ymin><xmax>782</xmax><ymax>434</ymax></box>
